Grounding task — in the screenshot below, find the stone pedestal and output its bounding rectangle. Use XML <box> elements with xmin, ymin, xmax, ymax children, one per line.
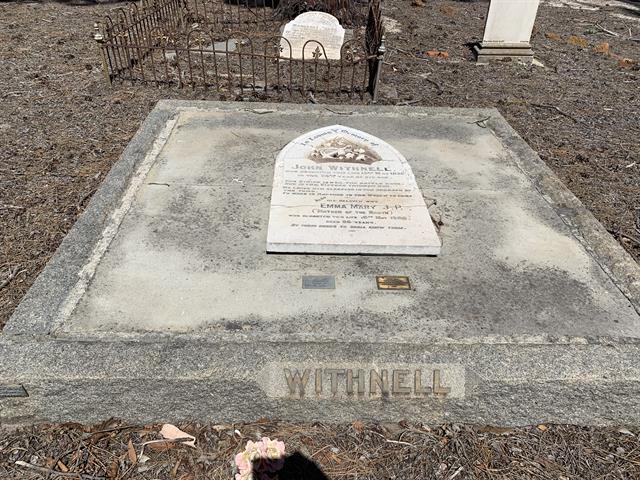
<box><xmin>475</xmin><ymin>0</ymin><xmax>540</xmax><ymax>64</ymax></box>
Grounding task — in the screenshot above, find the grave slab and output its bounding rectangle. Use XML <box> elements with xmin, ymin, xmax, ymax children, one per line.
<box><xmin>1</xmin><ymin>101</ymin><xmax>640</xmax><ymax>426</ymax></box>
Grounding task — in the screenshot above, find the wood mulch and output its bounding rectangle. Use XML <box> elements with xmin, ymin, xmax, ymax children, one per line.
<box><xmin>1</xmin><ymin>420</ymin><xmax>640</xmax><ymax>479</ymax></box>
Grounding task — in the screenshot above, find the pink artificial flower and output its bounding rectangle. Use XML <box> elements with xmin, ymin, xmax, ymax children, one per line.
<box><xmin>235</xmin><ymin>452</ymin><xmax>249</xmax><ymax>472</ymax></box>
<box><xmin>258</xmin><ymin>439</ymin><xmax>268</xmax><ymax>456</ymax></box>
<box><xmin>235</xmin><ymin>437</ymin><xmax>286</xmax><ymax>480</ymax></box>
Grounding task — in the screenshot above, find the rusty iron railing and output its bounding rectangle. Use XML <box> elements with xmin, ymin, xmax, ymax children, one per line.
<box><xmin>93</xmin><ymin>0</ymin><xmax>385</xmax><ymax>100</ymax></box>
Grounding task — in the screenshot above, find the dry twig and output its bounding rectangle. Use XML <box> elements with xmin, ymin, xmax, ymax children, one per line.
<box><xmin>0</xmin><ymin>203</ymin><xmax>24</xmax><ymax>210</ymax></box>
<box><xmin>619</xmin><ymin>232</ymin><xmax>640</xmax><ymax>247</ymax></box>
<box><xmin>531</xmin><ymin>103</ymin><xmax>585</xmax><ymax>125</ymax></box>
<box><xmin>15</xmin><ymin>460</ymin><xmax>106</xmax><ymax>480</ymax></box>
<box><xmin>0</xmin><ymin>266</ymin><xmax>23</xmax><ymax>291</ymax></box>
<box><xmin>323</xmin><ymin>106</ymin><xmax>354</xmax><ymax>115</ymax></box>
<box><xmin>594</xmin><ymin>23</ymin><xmax>619</xmax><ymax>37</ymax></box>
<box><xmin>468</xmin><ymin>116</ymin><xmax>491</xmax><ymax>128</ymax></box>
<box><xmin>396</xmin><ymin>98</ymin><xmax>423</xmax><ymax>106</ymax></box>
<box><xmin>424</xmin><ymin>77</ymin><xmax>444</xmax><ymax>94</ymax></box>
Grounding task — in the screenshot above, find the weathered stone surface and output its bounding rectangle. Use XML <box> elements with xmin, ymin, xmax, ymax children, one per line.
<box><xmin>267</xmin><ymin>125</ymin><xmax>441</xmax><ymax>255</ymax></box>
<box><xmin>2</xmin><ymin>101</ymin><xmax>640</xmax><ymax>426</ymax></box>
<box><xmin>280</xmin><ymin>12</ymin><xmax>345</xmax><ymax>60</ymax></box>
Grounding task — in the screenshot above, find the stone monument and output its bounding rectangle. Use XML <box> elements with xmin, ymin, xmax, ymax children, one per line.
<box><xmin>280</xmin><ymin>12</ymin><xmax>345</xmax><ymax>60</ymax></box>
<box><xmin>267</xmin><ymin>125</ymin><xmax>441</xmax><ymax>255</ymax></box>
<box><xmin>475</xmin><ymin>0</ymin><xmax>540</xmax><ymax>63</ymax></box>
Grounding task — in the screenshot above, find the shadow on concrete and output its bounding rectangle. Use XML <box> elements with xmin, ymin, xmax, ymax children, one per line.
<box><xmin>250</xmin><ymin>451</ymin><xmax>329</xmax><ymax>480</ymax></box>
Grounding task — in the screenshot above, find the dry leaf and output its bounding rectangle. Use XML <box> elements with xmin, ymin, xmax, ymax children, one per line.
<box><xmin>425</xmin><ymin>50</ymin><xmax>449</xmax><ymax>59</ymax></box>
<box><xmin>352</xmin><ymin>420</ymin><xmax>365</xmax><ymax>432</ymax></box>
<box><xmin>412</xmin><ymin>0</ymin><xmax>425</xmax><ymax>7</ymax></box>
<box><xmin>618</xmin><ymin>58</ymin><xmax>636</xmax><ymax>69</ymax></box>
<box><xmin>439</xmin><ymin>5</ymin><xmax>458</xmax><ymax>16</ymax></box>
<box><xmin>107</xmin><ymin>459</ymin><xmax>119</xmax><ymax>479</ymax></box>
<box><xmin>568</xmin><ymin>35</ymin><xmax>588</xmax><ymax>48</ymax></box>
<box><xmin>57</xmin><ymin>460</ymin><xmax>69</xmax><ymax>473</ymax></box>
<box><xmin>537</xmin><ymin>424</ymin><xmax>548</xmax><ymax>431</ymax></box>
<box><xmin>594</xmin><ymin>42</ymin><xmax>610</xmax><ymax>55</ymax></box>
<box><xmin>159</xmin><ymin>424</ymin><xmax>196</xmax><ymax>448</ymax></box>
<box><xmin>545</xmin><ymin>32</ymin><xmax>561</xmax><ymax>41</ymax></box>
<box><xmin>127</xmin><ymin>439</ymin><xmax>137</xmax><ymax>464</ymax></box>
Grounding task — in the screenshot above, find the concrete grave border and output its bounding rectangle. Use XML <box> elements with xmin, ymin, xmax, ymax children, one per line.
<box><xmin>1</xmin><ymin>101</ymin><xmax>639</xmax><ymax>426</ymax></box>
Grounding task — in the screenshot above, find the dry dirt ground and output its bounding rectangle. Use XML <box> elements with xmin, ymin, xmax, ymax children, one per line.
<box><xmin>1</xmin><ymin>421</ymin><xmax>640</xmax><ymax>479</ymax></box>
<box><xmin>0</xmin><ymin>1</ymin><xmax>639</xmax><ymax>478</ymax></box>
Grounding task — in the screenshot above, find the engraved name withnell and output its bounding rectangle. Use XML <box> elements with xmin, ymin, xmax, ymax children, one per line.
<box><xmin>284</xmin><ymin>368</ymin><xmax>451</xmax><ymax>398</ymax></box>
<box><xmin>258</xmin><ymin>364</ymin><xmax>465</xmax><ymax>399</ymax></box>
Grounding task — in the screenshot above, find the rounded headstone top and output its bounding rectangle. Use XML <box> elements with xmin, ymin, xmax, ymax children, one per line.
<box><xmin>291</xmin><ymin>11</ymin><xmax>342</xmax><ymax>26</ymax></box>
<box><xmin>280</xmin><ymin>12</ymin><xmax>346</xmax><ymax>60</ymax></box>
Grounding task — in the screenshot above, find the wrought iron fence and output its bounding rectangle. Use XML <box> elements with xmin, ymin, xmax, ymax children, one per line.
<box><xmin>94</xmin><ymin>0</ymin><xmax>385</xmax><ymax>100</ymax></box>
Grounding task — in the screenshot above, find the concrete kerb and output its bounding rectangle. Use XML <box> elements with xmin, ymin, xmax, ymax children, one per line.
<box><xmin>1</xmin><ymin>336</ymin><xmax>640</xmax><ymax>425</ymax></box>
<box><xmin>4</xmin><ymin>104</ymin><xmax>178</xmax><ymax>336</ymax></box>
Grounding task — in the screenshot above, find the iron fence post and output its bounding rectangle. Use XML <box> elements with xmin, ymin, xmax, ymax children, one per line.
<box><xmin>372</xmin><ymin>36</ymin><xmax>385</xmax><ymax>102</ymax></box>
<box><xmin>93</xmin><ymin>23</ymin><xmax>112</xmax><ymax>86</ymax></box>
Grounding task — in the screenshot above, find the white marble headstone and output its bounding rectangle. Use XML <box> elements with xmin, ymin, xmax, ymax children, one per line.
<box><xmin>267</xmin><ymin>125</ymin><xmax>441</xmax><ymax>255</ymax></box>
<box><xmin>280</xmin><ymin>12</ymin><xmax>345</xmax><ymax>60</ymax></box>
<box><xmin>482</xmin><ymin>0</ymin><xmax>540</xmax><ymax>45</ymax></box>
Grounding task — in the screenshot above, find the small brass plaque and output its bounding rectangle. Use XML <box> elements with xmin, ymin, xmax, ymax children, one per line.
<box><xmin>376</xmin><ymin>275</ymin><xmax>411</xmax><ymax>290</ymax></box>
<box><xmin>302</xmin><ymin>275</ymin><xmax>335</xmax><ymax>289</ymax></box>
<box><xmin>0</xmin><ymin>385</ymin><xmax>28</xmax><ymax>398</ymax></box>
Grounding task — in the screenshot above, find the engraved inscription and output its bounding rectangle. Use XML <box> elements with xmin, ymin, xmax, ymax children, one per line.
<box><xmin>260</xmin><ymin>363</ymin><xmax>465</xmax><ymax>399</ymax></box>
<box><xmin>280</xmin><ymin>12</ymin><xmax>345</xmax><ymax>60</ymax></box>
<box><xmin>377</xmin><ymin>275</ymin><xmax>411</xmax><ymax>290</ymax></box>
<box><xmin>283</xmin><ymin>368</ymin><xmax>454</xmax><ymax>398</ymax></box>
<box><xmin>284</xmin><ymin>368</ymin><xmax>311</xmax><ymax>395</ymax></box>
<box><xmin>266</xmin><ymin>125</ymin><xmax>441</xmax><ymax>255</ymax></box>
<box><xmin>0</xmin><ymin>385</ymin><xmax>29</xmax><ymax>398</ymax></box>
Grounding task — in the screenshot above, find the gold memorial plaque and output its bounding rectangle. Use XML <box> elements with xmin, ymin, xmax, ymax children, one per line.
<box><xmin>376</xmin><ymin>276</ymin><xmax>411</xmax><ymax>290</ymax></box>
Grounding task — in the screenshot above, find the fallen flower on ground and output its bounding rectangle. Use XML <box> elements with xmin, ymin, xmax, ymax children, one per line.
<box><xmin>235</xmin><ymin>437</ymin><xmax>286</xmax><ymax>480</ymax></box>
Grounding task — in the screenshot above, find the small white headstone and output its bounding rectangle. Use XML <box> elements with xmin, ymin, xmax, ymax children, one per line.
<box><xmin>267</xmin><ymin>125</ymin><xmax>441</xmax><ymax>255</ymax></box>
<box><xmin>482</xmin><ymin>0</ymin><xmax>540</xmax><ymax>45</ymax></box>
<box><xmin>280</xmin><ymin>12</ymin><xmax>345</xmax><ymax>60</ymax></box>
